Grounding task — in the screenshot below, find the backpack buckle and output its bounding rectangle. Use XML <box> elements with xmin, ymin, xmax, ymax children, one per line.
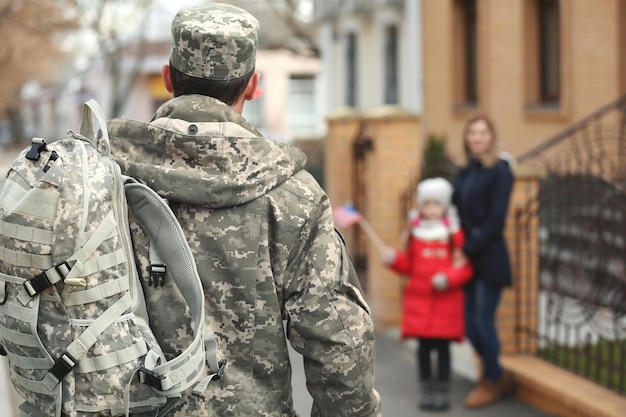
<box><xmin>24</xmin><ymin>271</ymin><xmax>53</xmax><ymax>297</ymax></box>
<box><xmin>213</xmin><ymin>359</ymin><xmax>228</xmax><ymax>381</ymax></box>
<box><xmin>147</xmin><ymin>264</ymin><xmax>166</xmax><ymax>287</ymax></box>
<box><xmin>138</xmin><ymin>367</ymin><xmax>167</xmax><ymax>389</ymax></box>
<box><xmin>25</xmin><ymin>137</ymin><xmax>48</xmax><ymax>161</ymax></box>
<box><xmin>214</xmin><ymin>359</ymin><xmax>227</xmax><ymax>381</ymax></box>
<box><xmin>43</xmin><ymin>150</ymin><xmax>59</xmax><ymax>173</ymax></box>
<box><xmin>24</xmin><ymin>261</ymin><xmax>71</xmax><ymax>297</ymax></box>
<box><xmin>49</xmin><ymin>352</ymin><xmax>77</xmax><ymax>381</ymax></box>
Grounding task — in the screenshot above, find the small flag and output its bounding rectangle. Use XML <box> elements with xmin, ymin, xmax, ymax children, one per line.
<box><xmin>333</xmin><ymin>203</ymin><xmax>363</xmax><ymax>229</ymax></box>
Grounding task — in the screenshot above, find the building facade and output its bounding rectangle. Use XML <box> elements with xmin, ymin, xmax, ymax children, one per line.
<box><xmin>315</xmin><ymin>0</ymin><xmax>423</xmax><ymax>113</ymax></box>
<box><xmin>321</xmin><ymin>1</ymin><xmax>626</xmax><ymax>414</ymax></box>
<box><xmin>422</xmin><ymin>0</ymin><xmax>626</xmax><ymax>160</ymax></box>
<box><xmin>321</xmin><ymin>0</ymin><xmax>626</xmax><ymax>320</ymax></box>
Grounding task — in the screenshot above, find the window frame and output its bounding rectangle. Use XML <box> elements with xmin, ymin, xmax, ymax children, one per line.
<box><xmin>538</xmin><ymin>0</ymin><xmax>561</xmax><ymax>104</ymax></box>
<box><xmin>286</xmin><ymin>73</ymin><xmax>317</xmax><ymax>139</ymax></box>
<box><xmin>383</xmin><ymin>24</ymin><xmax>400</xmax><ymax>105</ymax></box>
<box><xmin>524</xmin><ymin>0</ymin><xmax>571</xmax><ymax>122</ymax></box>
<box><xmin>345</xmin><ymin>31</ymin><xmax>358</xmax><ymax>107</ymax></box>
<box><xmin>452</xmin><ymin>0</ymin><xmax>480</xmax><ymax>114</ymax></box>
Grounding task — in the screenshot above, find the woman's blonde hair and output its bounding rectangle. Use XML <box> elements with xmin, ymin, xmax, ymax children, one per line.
<box><xmin>462</xmin><ymin>114</ymin><xmax>500</xmax><ymax>167</ymax></box>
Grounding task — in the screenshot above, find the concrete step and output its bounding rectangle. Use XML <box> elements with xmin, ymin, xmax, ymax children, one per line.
<box><xmin>502</xmin><ymin>354</ymin><xmax>626</xmax><ymax>417</ymax></box>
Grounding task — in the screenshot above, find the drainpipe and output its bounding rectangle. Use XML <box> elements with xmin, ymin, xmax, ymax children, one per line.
<box><xmin>319</xmin><ymin>21</ymin><xmax>335</xmax><ymax>115</ymax></box>
<box><xmin>405</xmin><ymin>0</ymin><xmax>426</xmax><ymax>174</ymax></box>
<box><xmin>405</xmin><ymin>0</ymin><xmax>423</xmax><ymax>115</ymax></box>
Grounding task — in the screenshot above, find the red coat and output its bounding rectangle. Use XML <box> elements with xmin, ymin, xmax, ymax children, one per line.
<box><xmin>389</xmin><ymin>223</ymin><xmax>472</xmax><ymax>342</ymax></box>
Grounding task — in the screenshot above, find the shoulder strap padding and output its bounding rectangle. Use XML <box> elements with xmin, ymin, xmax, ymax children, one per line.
<box><xmin>124</xmin><ymin>180</ymin><xmax>220</xmax><ymax>393</ymax></box>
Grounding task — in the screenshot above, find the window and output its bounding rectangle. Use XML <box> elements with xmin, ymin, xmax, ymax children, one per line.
<box><xmin>453</xmin><ymin>0</ymin><xmax>478</xmax><ymax>106</ymax></box>
<box><xmin>538</xmin><ymin>0</ymin><xmax>561</xmax><ymax>104</ymax></box>
<box><xmin>287</xmin><ymin>74</ymin><xmax>316</xmax><ymax>138</ymax></box>
<box><xmin>384</xmin><ymin>25</ymin><xmax>399</xmax><ymax>105</ymax></box>
<box><xmin>346</xmin><ymin>32</ymin><xmax>358</xmax><ymax>107</ymax></box>
<box><xmin>525</xmin><ymin>0</ymin><xmax>563</xmax><ymax>110</ymax></box>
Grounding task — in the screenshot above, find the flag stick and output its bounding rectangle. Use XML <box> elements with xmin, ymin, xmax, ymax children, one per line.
<box><xmin>358</xmin><ymin>218</ymin><xmax>386</xmax><ymax>252</ymax></box>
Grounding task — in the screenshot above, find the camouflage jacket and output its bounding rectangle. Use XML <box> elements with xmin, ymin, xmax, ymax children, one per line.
<box><xmin>109</xmin><ymin>95</ymin><xmax>381</xmax><ymax>417</ymax></box>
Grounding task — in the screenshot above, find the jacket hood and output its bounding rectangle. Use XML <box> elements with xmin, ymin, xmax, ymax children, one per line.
<box><xmin>109</xmin><ymin>95</ymin><xmax>307</xmax><ymax>208</ymax></box>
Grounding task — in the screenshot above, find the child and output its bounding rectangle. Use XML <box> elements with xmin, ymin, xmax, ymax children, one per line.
<box><xmin>380</xmin><ymin>177</ymin><xmax>473</xmax><ymax>411</ymax></box>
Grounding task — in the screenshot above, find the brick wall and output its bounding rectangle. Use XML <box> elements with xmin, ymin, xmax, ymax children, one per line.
<box><xmin>422</xmin><ymin>0</ymin><xmax>625</xmax><ymax>162</ymax></box>
<box><xmin>498</xmin><ymin>165</ymin><xmax>542</xmax><ymax>354</ymax></box>
<box><xmin>325</xmin><ymin>108</ymin><xmax>422</xmax><ymax>328</ymax></box>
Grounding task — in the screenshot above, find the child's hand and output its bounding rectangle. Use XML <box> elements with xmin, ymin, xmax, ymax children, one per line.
<box><xmin>452</xmin><ymin>248</ymin><xmax>468</xmax><ymax>268</ymax></box>
<box><xmin>380</xmin><ymin>246</ymin><xmax>396</xmax><ymax>264</ymax></box>
<box><xmin>431</xmin><ymin>273</ymin><xmax>449</xmax><ymax>291</ymax></box>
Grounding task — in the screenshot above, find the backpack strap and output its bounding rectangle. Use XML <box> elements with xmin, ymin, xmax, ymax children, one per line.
<box><xmin>124</xmin><ymin>179</ymin><xmax>223</xmax><ymax>394</ymax></box>
<box><xmin>78</xmin><ymin>99</ymin><xmax>111</xmax><ymax>156</ymax></box>
<box><xmin>147</xmin><ymin>240</ymin><xmax>167</xmax><ymax>287</ymax></box>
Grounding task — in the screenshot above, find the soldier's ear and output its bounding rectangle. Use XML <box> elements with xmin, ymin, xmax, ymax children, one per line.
<box><xmin>243</xmin><ymin>72</ymin><xmax>261</xmax><ymax>101</ymax></box>
<box><xmin>162</xmin><ymin>64</ymin><xmax>173</xmax><ymax>94</ymax></box>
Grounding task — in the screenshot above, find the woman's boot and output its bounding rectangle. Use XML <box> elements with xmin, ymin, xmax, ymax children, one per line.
<box><xmin>499</xmin><ymin>370</ymin><xmax>515</xmax><ymax>397</ymax></box>
<box><xmin>464</xmin><ymin>379</ymin><xmax>501</xmax><ymax>408</ymax></box>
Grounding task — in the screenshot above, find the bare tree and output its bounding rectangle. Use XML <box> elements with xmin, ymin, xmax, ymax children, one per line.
<box><xmin>78</xmin><ymin>0</ymin><xmax>315</xmax><ymax>118</ymax></box>
<box><xmin>264</xmin><ymin>0</ymin><xmax>317</xmax><ymax>54</ymax></box>
<box><xmin>75</xmin><ymin>0</ymin><xmax>155</xmax><ymax>117</ymax></box>
<box><xmin>0</xmin><ymin>0</ymin><xmax>78</xmax><ymax>142</ymax></box>
<box><xmin>221</xmin><ymin>0</ymin><xmax>317</xmax><ymax>55</ymax></box>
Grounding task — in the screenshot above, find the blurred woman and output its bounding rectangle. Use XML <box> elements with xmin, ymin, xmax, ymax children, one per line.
<box><xmin>452</xmin><ymin>115</ymin><xmax>515</xmax><ymax>408</ymax></box>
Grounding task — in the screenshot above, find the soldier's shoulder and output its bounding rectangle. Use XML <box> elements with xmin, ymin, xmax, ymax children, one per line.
<box><xmin>275</xmin><ymin>169</ymin><xmax>326</xmax><ymax>203</ymax></box>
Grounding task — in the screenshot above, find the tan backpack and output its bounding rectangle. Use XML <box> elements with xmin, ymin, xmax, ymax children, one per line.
<box><xmin>0</xmin><ymin>100</ymin><xmax>223</xmax><ymax>417</ymax></box>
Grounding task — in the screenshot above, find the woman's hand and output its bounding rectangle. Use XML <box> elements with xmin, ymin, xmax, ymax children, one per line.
<box><xmin>452</xmin><ymin>248</ymin><xmax>468</xmax><ymax>268</ymax></box>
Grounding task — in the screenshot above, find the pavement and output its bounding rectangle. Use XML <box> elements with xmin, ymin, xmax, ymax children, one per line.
<box><xmin>291</xmin><ymin>330</ymin><xmax>555</xmax><ymax>417</ymax></box>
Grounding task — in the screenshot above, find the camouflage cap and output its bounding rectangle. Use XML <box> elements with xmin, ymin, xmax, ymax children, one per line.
<box><xmin>170</xmin><ymin>3</ymin><xmax>259</xmax><ymax>80</ymax></box>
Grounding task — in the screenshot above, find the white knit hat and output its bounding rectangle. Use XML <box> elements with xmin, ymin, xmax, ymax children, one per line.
<box><xmin>417</xmin><ymin>177</ymin><xmax>453</xmax><ymax>208</ymax></box>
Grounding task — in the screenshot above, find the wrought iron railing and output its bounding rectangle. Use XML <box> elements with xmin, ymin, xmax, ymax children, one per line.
<box><xmin>351</xmin><ymin>122</ymin><xmax>375</xmax><ymax>293</ymax></box>
<box><xmin>515</xmin><ymin>94</ymin><xmax>626</xmax><ymax>395</ymax></box>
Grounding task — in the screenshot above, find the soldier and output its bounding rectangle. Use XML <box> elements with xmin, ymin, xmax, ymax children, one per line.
<box><xmin>109</xmin><ymin>3</ymin><xmax>381</xmax><ymax>416</ymax></box>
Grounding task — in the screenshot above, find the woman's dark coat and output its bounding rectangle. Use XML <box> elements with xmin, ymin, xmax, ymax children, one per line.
<box><xmin>452</xmin><ymin>158</ymin><xmax>514</xmax><ymax>287</ymax></box>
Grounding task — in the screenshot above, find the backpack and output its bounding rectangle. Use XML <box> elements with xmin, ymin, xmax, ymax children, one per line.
<box><xmin>0</xmin><ymin>100</ymin><xmax>224</xmax><ymax>417</ymax></box>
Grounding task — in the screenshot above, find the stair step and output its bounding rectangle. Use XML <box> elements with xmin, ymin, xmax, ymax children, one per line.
<box><xmin>502</xmin><ymin>354</ymin><xmax>626</xmax><ymax>417</ymax></box>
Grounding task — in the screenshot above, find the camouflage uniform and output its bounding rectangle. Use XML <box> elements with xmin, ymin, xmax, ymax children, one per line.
<box><xmin>109</xmin><ymin>3</ymin><xmax>381</xmax><ymax>416</ymax></box>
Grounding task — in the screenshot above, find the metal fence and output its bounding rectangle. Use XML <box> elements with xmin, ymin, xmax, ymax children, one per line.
<box><xmin>350</xmin><ymin>122</ymin><xmax>375</xmax><ymax>293</ymax></box>
<box><xmin>515</xmin><ymin>95</ymin><xmax>626</xmax><ymax>395</ymax></box>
